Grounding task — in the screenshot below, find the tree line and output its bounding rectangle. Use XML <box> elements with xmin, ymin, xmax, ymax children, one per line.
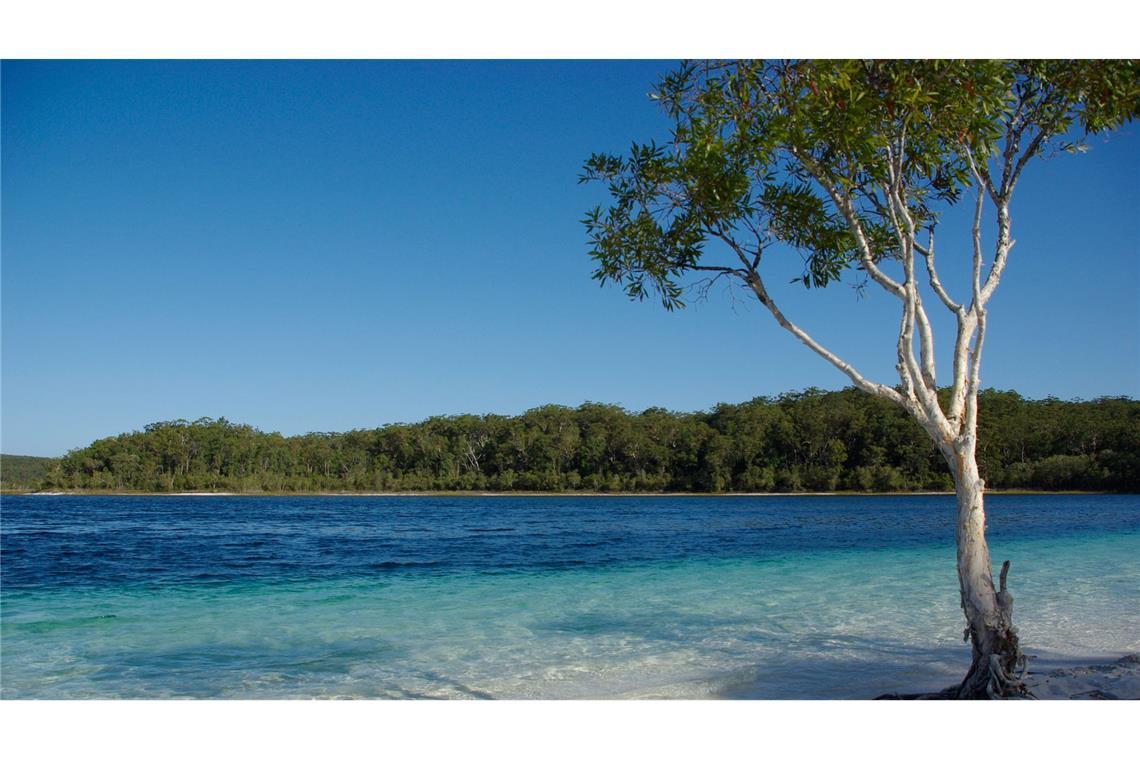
<box><xmin>0</xmin><ymin>455</ymin><xmax>57</xmax><ymax>491</ymax></box>
<box><xmin>26</xmin><ymin>389</ymin><xmax>1140</xmax><ymax>493</ymax></box>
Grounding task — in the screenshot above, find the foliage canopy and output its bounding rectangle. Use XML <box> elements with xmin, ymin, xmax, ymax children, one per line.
<box><xmin>581</xmin><ymin>60</ymin><xmax>1138</xmax><ymax>308</ymax></box>
<box><xmin>21</xmin><ymin>392</ymin><xmax>1140</xmax><ymax>493</ymax></box>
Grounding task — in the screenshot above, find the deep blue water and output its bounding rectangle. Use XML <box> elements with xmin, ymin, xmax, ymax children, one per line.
<box><xmin>5</xmin><ymin>493</ymin><xmax>1139</xmax><ymax>589</ymax></box>
<box><xmin>2</xmin><ymin>494</ymin><xmax>1138</xmax><ymax>698</ymax></box>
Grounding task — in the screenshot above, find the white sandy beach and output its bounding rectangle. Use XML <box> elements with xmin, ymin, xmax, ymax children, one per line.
<box><xmin>1025</xmin><ymin>654</ymin><xmax>1140</xmax><ymax>700</ymax></box>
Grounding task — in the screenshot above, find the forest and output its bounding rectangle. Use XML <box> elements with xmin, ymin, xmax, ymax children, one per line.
<box><xmin>0</xmin><ymin>455</ymin><xmax>57</xmax><ymax>491</ymax></box>
<box><xmin>9</xmin><ymin>388</ymin><xmax>1139</xmax><ymax>493</ymax></box>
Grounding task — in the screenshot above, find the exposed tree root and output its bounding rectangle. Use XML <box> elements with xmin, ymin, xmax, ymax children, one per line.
<box><xmin>876</xmin><ymin>561</ymin><xmax>1035</xmax><ymax>700</ymax></box>
<box><xmin>875</xmin><ymin>657</ymin><xmax>1035</xmax><ymax>700</ymax></box>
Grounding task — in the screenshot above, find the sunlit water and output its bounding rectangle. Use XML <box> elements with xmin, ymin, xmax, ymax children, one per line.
<box><xmin>2</xmin><ymin>494</ymin><xmax>1137</xmax><ymax>699</ymax></box>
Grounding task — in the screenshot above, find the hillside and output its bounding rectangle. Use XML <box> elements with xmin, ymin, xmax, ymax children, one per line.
<box><xmin>1</xmin><ymin>454</ymin><xmax>60</xmax><ymax>491</ymax></box>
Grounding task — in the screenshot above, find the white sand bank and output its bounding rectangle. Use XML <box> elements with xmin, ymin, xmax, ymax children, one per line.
<box><xmin>1026</xmin><ymin>654</ymin><xmax>1140</xmax><ymax>699</ymax></box>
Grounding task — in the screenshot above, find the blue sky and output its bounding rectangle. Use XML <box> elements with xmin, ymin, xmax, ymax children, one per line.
<box><xmin>2</xmin><ymin>60</ymin><xmax>1137</xmax><ymax>456</ymax></box>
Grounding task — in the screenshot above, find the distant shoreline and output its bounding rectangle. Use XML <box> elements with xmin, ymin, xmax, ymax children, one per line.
<box><xmin>4</xmin><ymin>488</ymin><xmax>1123</xmax><ymax>497</ymax></box>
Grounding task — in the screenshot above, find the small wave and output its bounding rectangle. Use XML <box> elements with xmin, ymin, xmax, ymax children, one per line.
<box><xmin>14</xmin><ymin>614</ymin><xmax>119</xmax><ymax>633</ymax></box>
<box><xmin>366</xmin><ymin>560</ymin><xmax>443</xmax><ymax>571</ymax></box>
<box><xmin>188</xmin><ymin>572</ymin><xmax>235</xmax><ymax>581</ymax></box>
<box><xmin>565</xmin><ymin>537</ymin><xmax>623</xmax><ymax>549</ymax></box>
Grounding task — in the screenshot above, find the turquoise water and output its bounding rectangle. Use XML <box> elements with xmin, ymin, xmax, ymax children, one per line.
<box><xmin>2</xmin><ymin>495</ymin><xmax>1137</xmax><ymax>698</ymax></box>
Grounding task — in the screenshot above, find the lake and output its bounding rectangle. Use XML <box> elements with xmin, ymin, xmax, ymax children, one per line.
<box><xmin>1</xmin><ymin>494</ymin><xmax>1137</xmax><ymax>698</ymax></box>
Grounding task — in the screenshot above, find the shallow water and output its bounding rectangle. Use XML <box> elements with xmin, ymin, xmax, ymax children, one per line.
<box><xmin>2</xmin><ymin>494</ymin><xmax>1137</xmax><ymax>698</ymax></box>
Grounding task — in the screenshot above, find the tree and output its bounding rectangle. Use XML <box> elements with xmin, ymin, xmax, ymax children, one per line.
<box><xmin>580</xmin><ymin>60</ymin><xmax>1138</xmax><ymax>698</ymax></box>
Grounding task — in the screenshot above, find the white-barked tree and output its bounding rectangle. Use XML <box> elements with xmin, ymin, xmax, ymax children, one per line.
<box><xmin>581</xmin><ymin>59</ymin><xmax>1138</xmax><ymax>698</ymax></box>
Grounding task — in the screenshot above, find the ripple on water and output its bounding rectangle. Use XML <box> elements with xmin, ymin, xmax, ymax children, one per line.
<box><xmin>1</xmin><ymin>494</ymin><xmax>1137</xmax><ymax>698</ymax></box>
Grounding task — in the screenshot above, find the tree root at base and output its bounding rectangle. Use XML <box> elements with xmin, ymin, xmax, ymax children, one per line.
<box><xmin>874</xmin><ymin>660</ymin><xmax>1035</xmax><ymax>700</ymax></box>
<box><xmin>877</xmin><ymin>561</ymin><xmax>1034</xmax><ymax>700</ymax></box>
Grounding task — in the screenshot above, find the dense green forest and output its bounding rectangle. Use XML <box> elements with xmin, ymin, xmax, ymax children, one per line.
<box><xmin>0</xmin><ymin>455</ymin><xmax>59</xmax><ymax>491</ymax></box>
<box><xmin>8</xmin><ymin>388</ymin><xmax>1135</xmax><ymax>494</ymax></box>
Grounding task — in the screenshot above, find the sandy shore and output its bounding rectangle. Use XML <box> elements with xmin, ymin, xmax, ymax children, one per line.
<box><xmin>1026</xmin><ymin>654</ymin><xmax>1140</xmax><ymax>699</ymax></box>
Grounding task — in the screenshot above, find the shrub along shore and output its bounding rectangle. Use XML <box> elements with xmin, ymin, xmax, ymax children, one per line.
<box><xmin>6</xmin><ymin>389</ymin><xmax>1137</xmax><ymax>494</ymax></box>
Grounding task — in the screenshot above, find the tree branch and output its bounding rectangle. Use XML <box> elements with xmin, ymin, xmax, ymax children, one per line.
<box><xmin>946</xmin><ymin>182</ymin><xmax>987</xmax><ymax>431</ymax></box>
<box><xmin>963</xmin><ymin>146</ymin><xmax>1015</xmax><ymax>309</ymax></box>
<box><xmin>915</xmin><ymin>226</ymin><xmax>964</xmax><ymax>313</ymax></box>
<box><xmin>971</xmin><ymin>184</ymin><xmax>984</xmax><ymax>309</ymax></box>
<box><xmin>895</xmin><ymin>289</ymin><xmax>918</xmax><ymax>403</ymax></box>
<box><xmin>708</xmin><ymin>225</ymin><xmax>761</xmax><ymax>274</ymax></box>
<box><xmin>898</xmin><ymin>228</ymin><xmax>951</xmax><ymax>437</ymax></box>
<box><xmin>1009</xmin><ymin>126</ymin><xmax>1047</xmax><ymax>194</ymax></box>
<box><xmin>791</xmin><ymin>148</ymin><xmax>907</xmax><ymax>299</ymax></box>
<box><xmin>913</xmin><ymin>290</ymin><xmax>939</xmax><ymax>391</ymax></box>
<box><xmin>980</xmin><ymin>200</ymin><xmax>1014</xmax><ymax>305</ymax></box>
<box><xmin>964</xmin><ymin>306</ymin><xmax>988</xmax><ymax>439</ymax></box>
<box><xmin>880</xmin><ymin>150</ymin><xmax>948</xmax><ymax>428</ymax></box>
<box><xmin>743</xmin><ymin>271</ymin><xmax>910</xmax><ymax>412</ymax></box>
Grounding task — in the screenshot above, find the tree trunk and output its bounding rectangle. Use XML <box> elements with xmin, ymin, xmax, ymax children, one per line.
<box><xmin>943</xmin><ymin>443</ymin><xmax>1031</xmax><ymax>699</ymax></box>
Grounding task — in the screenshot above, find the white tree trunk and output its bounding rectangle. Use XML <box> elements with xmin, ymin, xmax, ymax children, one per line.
<box><xmin>746</xmin><ymin>139</ymin><xmax>1033</xmax><ymax>697</ymax></box>
<box><xmin>944</xmin><ymin>439</ymin><xmax>1028</xmax><ymax>698</ymax></box>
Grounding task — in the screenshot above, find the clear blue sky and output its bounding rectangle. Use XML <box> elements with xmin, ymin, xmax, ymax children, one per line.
<box><xmin>2</xmin><ymin>60</ymin><xmax>1137</xmax><ymax>456</ymax></box>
